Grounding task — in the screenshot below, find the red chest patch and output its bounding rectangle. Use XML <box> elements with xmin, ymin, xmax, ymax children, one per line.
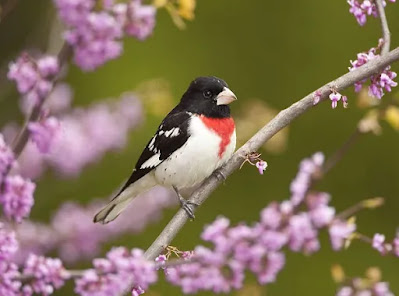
<box><xmin>200</xmin><ymin>116</ymin><xmax>235</xmax><ymax>157</ymax></box>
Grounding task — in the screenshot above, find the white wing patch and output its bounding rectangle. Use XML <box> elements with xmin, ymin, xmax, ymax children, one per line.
<box><xmin>140</xmin><ymin>153</ymin><xmax>162</xmax><ymax>169</ymax></box>
<box><xmin>164</xmin><ymin>128</ymin><xmax>180</xmax><ymax>137</ymax></box>
<box><xmin>148</xmin><ymin>136</ymin><xmax>156</xmax><ymax>151</ymax></box>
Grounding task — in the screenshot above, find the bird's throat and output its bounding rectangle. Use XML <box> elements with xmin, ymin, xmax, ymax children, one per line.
<box><xmin>200</xmin><ymin>115</ymin><xmax>235</xmax><ymax>157</ymax></box>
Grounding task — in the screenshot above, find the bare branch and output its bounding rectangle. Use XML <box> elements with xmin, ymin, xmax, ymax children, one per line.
<box><xmin>144</xmin><ymin>47</ymin><xmax>399</xmax><ymax>260</ymax></box>
<box><xmin>375</xmin><ymin>0</ymin><xmax>391</xmax><ymax>55</ymax></box>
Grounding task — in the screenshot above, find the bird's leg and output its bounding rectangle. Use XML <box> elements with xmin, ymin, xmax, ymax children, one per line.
<box><xmin>173</xmin><ymin>186</ymin><xmax>199</xmax><ymax>220</ymax></box>
<box><xmin>213</xmin><ymin>169</ymin><xmax>226</xmax><ymax>182</ymax></box>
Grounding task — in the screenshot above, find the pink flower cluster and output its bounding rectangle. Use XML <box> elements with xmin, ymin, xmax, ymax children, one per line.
<box><xmin>4</xmin><ymin>91</ymin><xmax>143</xmax><ymax>178</ymax></box>
<box><xmin>371</xmin><ymin>232</ymin><xmax>399</xmax><ymax>256</ymax></box>
<box><xmin>164</xmin><ymin>217</ymin><xmax>285</xmax><ymax>294</ymax></box>
<box><xmin>2</xmin><ymin>220</ymin><xmax>157</xmax><ymax>296</ymax></box>
<box><xmin>348</xmin><ymin>0</ymin><xmax>396</xmax><ymax>26</ymax></box>
<box><xmin>1</xmin><ymin>175</ymin><xmax>35</xmax><ymax>223</ymax></box>
<box><xmin>0</xmin><ymin>223</ymin><xmax>70</xmax><ymax>295</ymax></box>
<box><xmin>7</xmin><ymin>54</ymin><xmax>59</xmax><ymax>107</ymax></box>
<box><xmin>14</xmin><ymin>186</ymin><xmax>175</xmax><ymax>264</ymax></box>
<box><xmin>28</xmin><ymin>117</ymin><xmax>61</xmax><ymax>154</ymax></box>
<box><xmin>0</xmin><ymin>223</ymin><xmax>20</xmax><ymax>295</ymax></box>
<box><xmin>75</xmin><ymin>247</ymin><xmax>157</xmax><ymax>296</ymax></box>
<box><xmin>47</xmin><ymin>93</ymin><xmax>142</xmax><ymax>176</ymax></box>
<box><xmin>158</xmin><ymin>153</ymin><xmax>355</xmax><ymax>294</ymax></box>
<box><xmin>0</xmin><ymin>151</ymin><xmax>393</xmax><ymax>295</ymax></box>
<box><xmin>0</xmin><ymin>135</ymin><xmax>36</xmax><ymax>223</ymax></box>
<box><xmin>54</xmin><ymin>0</ymin><xmax>156</xmax><ymax>70</ymax></box>
<box><xmin>349</xmin><ymin>44</ymin><xmax>397</xmax><ymax>99</ymax></box>
<box><xmin>22</xmin><ymin>254</ymin><xmax>70</xmax><ymax>295</ymax></box>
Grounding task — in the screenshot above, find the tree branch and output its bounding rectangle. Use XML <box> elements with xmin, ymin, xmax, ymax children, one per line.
<box><xmin>375</xmin><ymin>0</ymin><xmax>391</xmax><ymax>55</ymax></box>
<box><xmin>144</xmin><ymin>47</ymin><xmax>399</xmax><ymax>260</ymax></box>
<box><xmin>11</xmin><ymin>42</ymin><xmax>72</xmax><ymax>158</ymax></box>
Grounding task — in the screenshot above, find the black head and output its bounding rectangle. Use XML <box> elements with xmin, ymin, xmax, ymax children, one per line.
<box><xmin>177</xmin><ymin>76</ymin><xmax>237</xmax><ymax>118</ymax></box>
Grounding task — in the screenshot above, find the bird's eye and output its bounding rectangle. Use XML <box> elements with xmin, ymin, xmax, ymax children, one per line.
<box><xmin>203</xmin><ymin>90</ymin><xmax>212</xmax><ymax>99</ymax></box>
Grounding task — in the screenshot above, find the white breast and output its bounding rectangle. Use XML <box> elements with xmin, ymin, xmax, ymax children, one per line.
<box><xmin>154</xmin><ymin>116</ymin><xmax>236</xmax><ymax>191</ymax></box>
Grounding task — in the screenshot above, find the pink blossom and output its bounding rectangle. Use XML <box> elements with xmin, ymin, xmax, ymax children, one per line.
<box><xmin>0</xmin><ymin>261</ymin><xmax>21</xmax><ymax>295</ymax></box>
<box><xmin>342</xmin><ymin>96</ymin><xmax>348</xmax><ymax>108</ymax></box>
<box><xmin>329</xmin><ymin>220</ymin><xmax>356</xmax><ymax>250</ymax></box>
<box><xmin>28</xmin><ymin>116</ymin><xmax>61</xmax><ymax>154</ymax></box>
<box><xmin>14</xmin><ymin>187</ymin><xmax>175</xmax><ymax>263</ymax></box>
<box><xmin>348</xmin><ymin>0</ymin><xmax>395</xmax><ymax>25</ymax></box>
<box><xmin>288</xmin><ymin>213</ymin><xmax>319</xmax><ymax>253</ymax></box>
<box><xmin>329</xmin><ymin>92</ymin><xmax>342</xmax><ymax>109</ymax></box>
<box><xmin>7</xmin><ymin>54</ymin><xmax>59</xmax><ymax>105</ymax></box>
<box><xmin>55</xmin><ymin>0</ymin><xmax>157</xmax><ymax>70</ymax></box>
<box><xmin>0</xmin><ymin>134</ymin><xmax>14</xmax><ymax>183</ymax></box>
<box><xmin>393</xmin><ymin>236</ymin><xmax>399</xmax><ymax>256</ymax></box>
<box><xmin>0</xmin><ymin>223</ymin><xmax>18</xmax><ymax>260</ymax></box>
<box><xmin>124</xmin><ymin>0</ymin><xmax>156</xmax><ymax>40</ymax></box>
<box><xmin>64</xmin><ymin>11</ymin><xmax>123</xmax><ymax>71</ymax></box>
<box><xmin>255</xmin><ymin>160</ymin><xmax>268</xmax><ymax>175</ymax></box>
<box><xmin>372</xmin><ymin>233</ymin><xmax>386</xmax><ymax>254</ymax></box>
<box><xmin>260</xmin><ymin>203</ymin><xmax>282</xmax><ymax>230</ymax></box>
<box><xmin>349</xmin><ymin>46</ymin><xmax>397</xmax><ymax>99</ymax></box>
<box><xmin>337</xmin><ymin>286</ymin><xmax>354</xmax><ymax>296</ymax></box>
<box><xmin>75</xmin><ymin>247</ymin><xmax>157</xmax><ymax>296</ymax></box>
<box><xmin>36</xmin><ymin>56</ymin><xmax>60</xmax><ymax>77</ymax></box>
<box><xmin>8</xmin><ymin>93</ymin><xmax>143</xmax><ymax>178</ymax></box>
<box><xmin>22</xmin><ymin>254</ymin><xmax>70</xmax><ymax>295</ymax></box>
<box><xmin>0</xmin><ymin>175</ymin><xmax>35</xmax><ymax>223</ymax></box>
<box><xmin>54</xmin><ymin>0</ymin><xmax>95</xmax><ymax>26</ymax></box>
<box><xmin>310</xmin><ymin>205</ymin><xmax>335</xmax><ymax>228</ymax></box>
<box><xmin>373</xmin><ymin>282</ymin><xmax>394</xmax><ymax>296</ymax></box>
<box><xmin>290</xmin><ymin>152</ymin><xmax>324</xmax><ymax>206</ymax></box>
<box><xmin>313</xmin><ymin>89</ymin><xmax>322</xmax><ymax>105</ymax></box>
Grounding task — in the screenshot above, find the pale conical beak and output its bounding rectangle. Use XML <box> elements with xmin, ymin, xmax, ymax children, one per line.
<box><xmin>216</xmin><ymin>87</ymin><xmax>237</xmax><ymax>105</ymax></box>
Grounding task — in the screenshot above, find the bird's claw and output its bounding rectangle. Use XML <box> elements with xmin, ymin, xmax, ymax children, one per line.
<box><xmin>179</xmin><ymin>197</ymin><xmax>198</xmax><ymax>220</ymax></box>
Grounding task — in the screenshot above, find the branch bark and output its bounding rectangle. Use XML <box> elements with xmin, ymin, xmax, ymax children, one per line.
<box><xmin>375</xmin><ymin>0</ymin><xmax>391</xmax><ymax>55</ymax></box>
<box><xmin>144</xmin><ymin>47</ymin><xmax>399</xmax><ymax>260</ymax></box>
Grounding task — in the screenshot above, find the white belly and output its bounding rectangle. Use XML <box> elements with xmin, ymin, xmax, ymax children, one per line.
<box><xmin>154</xmin><ymin>116</ymin><xmax>236</xmax><ymax>190</ymax></box>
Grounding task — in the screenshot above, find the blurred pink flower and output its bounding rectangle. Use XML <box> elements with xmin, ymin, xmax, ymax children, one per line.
<box><xmin>28</xmin><ymin>117</ymin><xmax>61</xmax><ymax>154</ymax></box>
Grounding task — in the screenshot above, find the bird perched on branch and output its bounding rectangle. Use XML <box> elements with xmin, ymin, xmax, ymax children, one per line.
<box><xmin>94</xmin><ymin>76</ymin><xmax>237</xmax><ymax>224</ymax></box>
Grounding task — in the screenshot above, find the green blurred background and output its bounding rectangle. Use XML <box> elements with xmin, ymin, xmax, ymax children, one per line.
<box><xmin>1</xmin><ymin>0</ymin><xmax>399</xmax><ymax>295</ymax></box>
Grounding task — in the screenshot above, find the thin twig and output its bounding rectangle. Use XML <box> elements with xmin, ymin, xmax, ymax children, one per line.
<box><xmin>322</xmin><ymin>128</ymin><xmax>362</xmax><ymax>175</ymax></box>
<box><xmin>10</xmin><ymin>42</ymin><xmax>72</xmax><ymax>158</ymax></box>
<box><xmin>336</xmin><ymin>197</ymin><xmax>384</xmax><ymax>220</ymax></box>
<box><xmin>375</xmin><ymin>0</ymin><xmax>391</xmax><ymax>55</ymax></box>
<box><xmin>144</xmin><ymin>47</ymin><xmax>399</xmax><ymax>260</ymax></box>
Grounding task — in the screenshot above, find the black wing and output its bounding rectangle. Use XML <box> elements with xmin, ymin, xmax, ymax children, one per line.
<box><xmin>113</xmin><ymin>111</ymin><xmax>191</xmax><ymax>198</ymax></box>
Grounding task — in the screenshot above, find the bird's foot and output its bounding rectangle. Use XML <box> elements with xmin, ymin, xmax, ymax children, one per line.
<box><xmin>213</xmin><ymin>170</ymin><xmax>226</xmax><ymax>182</ymax></box>
<box><xmin>179</xmin><ymin>196</ymin><xmax>199</xmax><ymax>220</ymax></box>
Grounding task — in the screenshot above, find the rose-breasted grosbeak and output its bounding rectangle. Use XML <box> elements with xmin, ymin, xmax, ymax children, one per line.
<box><xmin>93</xmin><ymin>76</ymin><xmax>237</xmax><ymax>224</ymax></box>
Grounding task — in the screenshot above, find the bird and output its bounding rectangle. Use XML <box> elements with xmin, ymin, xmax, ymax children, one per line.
<box><xmin>93</xmin><ymin>76</ymin><xmax>237</xmax><ymax>224</ymax></box>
